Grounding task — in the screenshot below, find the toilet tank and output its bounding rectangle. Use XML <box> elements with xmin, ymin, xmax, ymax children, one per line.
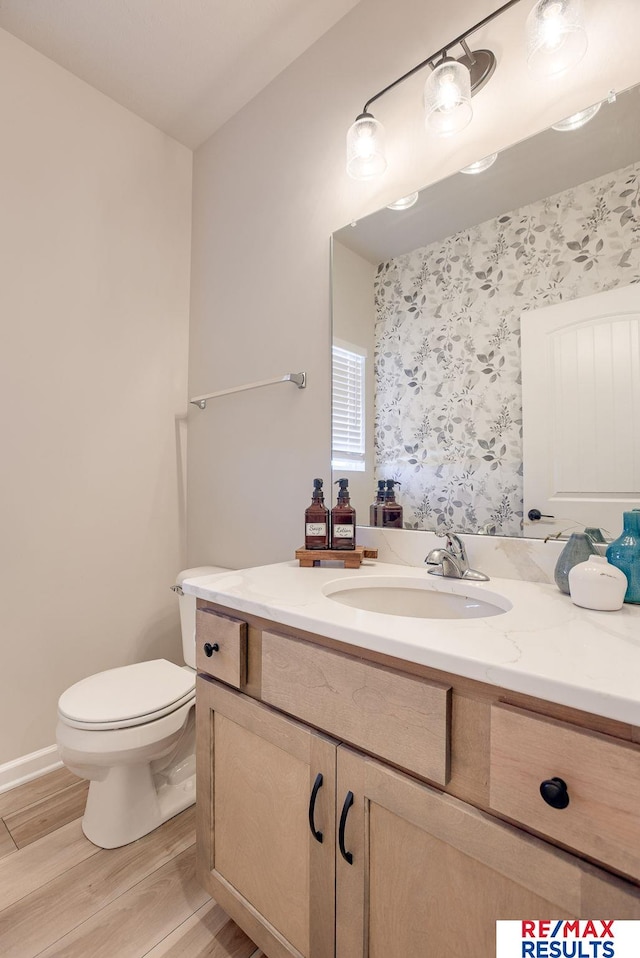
<box><xmin>175</xmin><ymin>566</ymin><xmax>229</xmax><ymax>669</ymax></box>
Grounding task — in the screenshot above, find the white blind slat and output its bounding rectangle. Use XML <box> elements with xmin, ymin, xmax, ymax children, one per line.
<box><xmin>332</xmin><ymin>343</ymin><xmax>365</xmax><ymax>469</ymax></box>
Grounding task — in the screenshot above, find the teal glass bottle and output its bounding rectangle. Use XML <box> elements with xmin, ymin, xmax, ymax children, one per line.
<box><xmin>606</xmin><ymin>510</ymin><xmax>640</xmax><ymax>604</ymax></box>
<box><xmin>554</xmin><ymin>533</ymin><xmax>598</xmax><ymax>595</ymax></box>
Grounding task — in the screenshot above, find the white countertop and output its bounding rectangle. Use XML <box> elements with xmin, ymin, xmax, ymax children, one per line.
<box><xmin>183</xmin><ymin>561</ymin><xmax>640</xmax><ymax>726</ymax></box>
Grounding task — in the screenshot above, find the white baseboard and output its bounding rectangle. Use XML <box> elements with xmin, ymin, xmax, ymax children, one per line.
<box><xmin>0</xmin><ymin>745</ymin><xmax>62</xmax><ymax>795</ymax></box>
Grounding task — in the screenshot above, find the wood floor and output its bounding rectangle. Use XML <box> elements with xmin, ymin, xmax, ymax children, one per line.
<box><xmin>0</xmin><ymin>768</ymin><xmax>263</xmax><ymax>958</ymax></box>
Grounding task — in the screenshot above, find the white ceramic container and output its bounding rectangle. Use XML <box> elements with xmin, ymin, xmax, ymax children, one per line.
<box><xmin>568</xmin><ymin>556</ymin><xmax>628</xmax><ymax>611</ymax></box>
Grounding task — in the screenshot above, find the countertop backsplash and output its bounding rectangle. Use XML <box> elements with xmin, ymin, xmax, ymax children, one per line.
<box><xmin>357</xmin><ymin>525</ymin><xmax>566</xmax><ymax>583</ymax></box>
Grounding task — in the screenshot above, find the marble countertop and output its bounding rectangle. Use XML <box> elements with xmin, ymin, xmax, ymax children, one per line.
<box><xmin>183</xmin><ymin>560</ymin><xmax>640</xmax><ymax>726</ymax></box>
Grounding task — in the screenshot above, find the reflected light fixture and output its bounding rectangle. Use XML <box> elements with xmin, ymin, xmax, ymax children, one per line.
<box><xmin>551</xmin><ymin>101</ymin><xmax>600</xmax><ymax>131</ymax></box>
<box><xmin>386</xmin><ymin>192</ymin><xmax>419</xmax><ymax>210</ymax></box>
<box><xmin>346</xmin><ymin>0</ymin><xmax>589</xmax><ymax>181</ymax></box>
<box><xmin>460</xmin><ymin>152</ymin><xmax>499</xmax><ymax>174</ymax></box>
<box><xmin>526</xmin><ymin>0</ymin><xmax>587</xmax><ymax>76</ymax></box>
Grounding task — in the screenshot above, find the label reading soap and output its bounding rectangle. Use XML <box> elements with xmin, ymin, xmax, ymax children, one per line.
<box><xmin>306</xmin><ymin>523</ymin><xmax>327</xmax><ymax>537</ymax></box>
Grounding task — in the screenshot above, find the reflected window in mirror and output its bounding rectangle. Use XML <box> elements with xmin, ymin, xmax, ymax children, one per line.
<box><xmin>332</xmin><ymin>341</ymin><xmax>366</xmax><ymax>473</ymax></box>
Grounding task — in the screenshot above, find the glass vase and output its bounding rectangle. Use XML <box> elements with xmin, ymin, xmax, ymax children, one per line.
<box><xmin>554</xmin><ymin>533</ymin><xmax>598</xmax><ymax>595</ymax></box>
<box><xmin>606</xmin><ymin>511</ymin><xmax>640</xmax><ymax>604</ymax></box>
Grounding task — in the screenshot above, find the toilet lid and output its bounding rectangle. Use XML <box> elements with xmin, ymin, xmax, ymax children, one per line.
<box><xmin>58</xmin><ymin>659</ymin><xmax>195</xmax><ymax>728</ymax></box>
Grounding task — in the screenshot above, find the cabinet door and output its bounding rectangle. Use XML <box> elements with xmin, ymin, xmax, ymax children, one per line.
<box><xmin>336</xmin><ymin>747</ymin><xmax>640</xmax><ymax>958</ymax></box>
<box><xmin>196</xmin><ymin>677</ymin><xmax>336</xmax><ymax>958</ymax></box>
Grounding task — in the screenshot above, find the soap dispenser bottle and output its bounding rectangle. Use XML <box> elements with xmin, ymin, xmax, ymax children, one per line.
<box><xmin>331</xmin><ymin>478</ymin><xmax>356</xmax><ymax>550</ymax></box>
<box><xmin>382</xmin><ymin>479</ymin><xmax>403</xmax><ymax>528</ymax></box>
<box><xmin>304</xmin><ymin>478</ymin><xmax>329</xmax><ymax>550</ymax></box>
<box><xmin>370</xmin><ymin>480</ymin><xmax>386</xmax><ymax>527</ymax></box>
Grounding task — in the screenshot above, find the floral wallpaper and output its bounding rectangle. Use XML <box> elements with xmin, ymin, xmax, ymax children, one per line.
<box><xmin>374</xmin><ymin>161</ymin><xmax>640</xmax><ymax>535</ymax></box>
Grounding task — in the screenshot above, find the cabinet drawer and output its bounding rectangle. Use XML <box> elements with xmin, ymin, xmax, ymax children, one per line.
<box><xmin>196</xmin><ymin>609</ymin><xmax>247</xmax><ymax>689</ymax></box>
<box><xmin>490</xmin><ymin>704</ymin><xmax>640</xmax><ymax>879</ymax></box>
<box><xmin>261</xmin><ymin>631</ymin><xmax>450</xmax><ymax>785</ymax></box>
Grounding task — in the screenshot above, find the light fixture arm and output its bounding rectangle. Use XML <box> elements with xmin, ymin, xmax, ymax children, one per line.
<box><xmin>361</xmin><ymin>0</ymin><xmax>523</xmax><ymax>115</ymax></box>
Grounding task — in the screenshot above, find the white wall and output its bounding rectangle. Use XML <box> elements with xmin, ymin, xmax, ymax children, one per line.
<box><xmin>331</xmin><ymin>241</ymin><xmax>376</xmax><ymax>522</ymax></box>
<box><xmin>188</xmin><ymin>0</ymin><xmax>640</xmax><ymax>570</ymax></box>
<box><xmin>0</xmin><ymin>29</ymin><xmax>193</xmax><ymax>764</ymax></box>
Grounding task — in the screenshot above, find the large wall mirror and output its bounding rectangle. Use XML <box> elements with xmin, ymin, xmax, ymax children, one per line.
<box><xmin>332</xmin><ymin>83</ymin><xmax>640</xmax><ymax>541</ymax></box>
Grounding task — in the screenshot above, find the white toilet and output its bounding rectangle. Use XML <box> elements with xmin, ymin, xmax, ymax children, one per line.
<box><xmin>56</xmin><ymin>566</ymin><xmax>225</xmax><ymax>849</ymax></box>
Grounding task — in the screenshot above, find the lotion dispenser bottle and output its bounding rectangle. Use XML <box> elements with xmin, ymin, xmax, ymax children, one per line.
<box><xmin>382</xmin><ymin>479</ymin><xmax>403</xmax><ymax>528</ymax></box>
<box><xmin>370</xmin><ymin>480</ymin><xmax>386</xmax><ymax>527</ymax></box>
<box><xmin>331</xmin><ymin>478</ymin><xmax>356</xmax><ymax>550</ymax></box>
<box><xmin>304</xmin><ymin>478</ymin><xmax>329</xmax><ymax>550</ymax></box>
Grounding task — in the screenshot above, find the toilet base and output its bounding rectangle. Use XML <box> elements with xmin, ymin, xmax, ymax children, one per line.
<box><xmin>82</xmin><ymin>760</ymin><xmax>196</xmax><ymax>848</ymax></box>
<box><xmin>57</xmin><ymin>699</ymin><xmax>197</xmax><ymax>849</ymax></box>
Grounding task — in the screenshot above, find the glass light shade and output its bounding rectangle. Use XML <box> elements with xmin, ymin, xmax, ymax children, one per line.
<box><xmin>346</xmin><ymin>114</ymin><xmax>387</xmax><ymax>180</ymax></box>
<box><xmin>386</xmin><ymin>192</ymin><xmax>419</xmax><ymax>210</ymax></box>
<box><xmin>551</xmin><ymin>102</ymin><xmax>601</xmax><ymax>131</ymax></box>
<box><xmin>424</xmin><ymin>59</ymin><xmax>473</xmax><ymax>137</ymax></box>
<box><xmin>460</xmin><ymin>153</ymin><xmax>498</xmax><ymax>174</ymax></box>
<box><xmin>526</xmin><ymin>0</ymin><xmax>588</xmax><ymax>77</ymax></box>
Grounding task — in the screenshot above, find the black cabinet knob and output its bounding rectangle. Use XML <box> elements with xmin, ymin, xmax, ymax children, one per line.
<box><xmin>540</xmin><ymin>777</ymin><xmax>570</xmax><ymax>809</ymax></box>
<box><xmin>203</xmin><ymin>642</ymin><xmax>219</xmax><ymax>657</ymax></box>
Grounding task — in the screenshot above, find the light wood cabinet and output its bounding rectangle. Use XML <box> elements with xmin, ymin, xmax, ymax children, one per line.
<box><xmin>195</xmin><ymin>602</ymin><xmax>640</xmax><ymax>958</ymax></box>
<box><xmin>261</xmin><ymin>630</ymin><xmax>451</xmax><ymax>785</ymax></box>
<box><xmin>490</xmin><ymin>704</ymin><xmax>640</xmax><ymax>878</ymax></box>
<box><xmin>336</xmin><ymin>747</ymin><xmax>640</xmax><ymax>957</ymax></box>
<box><xmin>196</xmin><ymin>678</ymin><xmax>336</xmax><ymax>958</ymax></box>
<box><xmin>195</xmin><ymin>608</ymin><xmax>247</xmax><ymax>688</ymax></box>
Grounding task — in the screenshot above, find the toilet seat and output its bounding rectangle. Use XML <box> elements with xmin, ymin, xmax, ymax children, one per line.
<box><xmin>58</xmin><ymin>659</ymin><xmax>195</xmax><ymax>731</ymax></box>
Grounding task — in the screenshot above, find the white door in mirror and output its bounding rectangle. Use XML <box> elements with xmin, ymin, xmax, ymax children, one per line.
<box><xmin>522</xmin><ymin>285</ymin><xmax>640</xmax><ymax>540</ymax></box>
<box><xmin>568</xmin><ymin>556</ymin><xmax>628</xmax><ymax>611</ymax></box>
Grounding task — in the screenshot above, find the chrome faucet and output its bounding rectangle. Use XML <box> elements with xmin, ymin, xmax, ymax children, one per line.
<box><xmin>425</xmin><ymin>533</ymin><xmax>489</xmax><ymax>581</ymax></box>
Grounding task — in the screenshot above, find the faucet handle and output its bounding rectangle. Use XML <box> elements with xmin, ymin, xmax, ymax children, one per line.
<box><xmin>438</xmin><ymin>531</ymin><xmax>467</xmax><ymax>561</ymax></box>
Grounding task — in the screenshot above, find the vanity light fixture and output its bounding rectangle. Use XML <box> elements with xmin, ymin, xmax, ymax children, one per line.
<box><xmin>460</xmin><ymin>152</ymin><xmax>499</xmax><ymax>174</ymax></box>
<box><xmin>346</xmin><ymin>0</ymin><xmax>589</xmax><ymax>181</ymax></box>
<box><xmin>346</xmin><ymin>112</ymin><xmax>387</xmax><ymax>180</ymax></box>
<box><xmin>424</xmin><ymin>56</ymin><xmax>473</xmax><ymax>136</ymax></box>
<box><xmin>386</xmin><ymin>192</ymin><xmax>419</xmax><ymax>210</ymax></box>
<box><xmin>526</xmin><ymin>0</ymin><xmax>588</xmax><ymax>77</ymax></box>
<box><xmin>551</xmin><ymin>101</ymin><xmax>600</xmax><ymax>131</ymax></box>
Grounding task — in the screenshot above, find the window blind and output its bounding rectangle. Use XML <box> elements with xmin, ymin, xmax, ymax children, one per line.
<box><xmin>332</xmin><ymin>342</ymin><xmax>365</xmax><ymax>471</ymax></box>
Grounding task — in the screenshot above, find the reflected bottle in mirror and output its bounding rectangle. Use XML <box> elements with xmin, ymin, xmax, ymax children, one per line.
<box><xmin>381</xmin><ymin>479</ymin><xmax>403</xmax><ymax>528</ymax></box>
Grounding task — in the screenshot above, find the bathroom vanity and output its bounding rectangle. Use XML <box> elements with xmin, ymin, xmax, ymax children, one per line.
<box><xmin>186</xmin><ymin>562</ymin><xmax>640</xmax><ymax>958</ymax></box>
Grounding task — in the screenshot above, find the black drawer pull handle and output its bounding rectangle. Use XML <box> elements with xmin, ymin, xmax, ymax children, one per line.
<box><xmin>308</xmin><ymin>772</ymin><xmax>324</xmax><ymax>843</ymax></box>
<box><xmin>203</xmin><ymin>642</ymin><xmax>219</xmax><ymax>657</ymax></box>
<box><xmin>338</xmin><ymin>790</ymin><xmax>354</xmax><ymax>864</ymax></box>
<box><xmin>540</xmin><ymin>777</ymin><xmax>570</xmax><ymax>809</ymax></box>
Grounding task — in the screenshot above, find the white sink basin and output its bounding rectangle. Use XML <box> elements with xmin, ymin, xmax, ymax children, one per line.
<box><xmin>323</xmin><ymin>575</ymin><xmax>511</xmax><ymax>619</ymax></box>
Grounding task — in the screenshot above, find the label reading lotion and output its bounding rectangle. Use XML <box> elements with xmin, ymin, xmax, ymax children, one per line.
<box><xmin>306</xmin><ymin>523</ymin><xmax>327</xmax><ymax>537</ymax></box>
<box><xmin>334</xmin><ymin>524</ymin><xmax>354</xmax><ymax>539</ymax></box>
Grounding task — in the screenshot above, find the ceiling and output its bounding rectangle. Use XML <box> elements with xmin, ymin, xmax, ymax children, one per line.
<box><xmin>0</xmin><ymin>0</ymin><xmax>361</xmax><ymax>149</ymax></box>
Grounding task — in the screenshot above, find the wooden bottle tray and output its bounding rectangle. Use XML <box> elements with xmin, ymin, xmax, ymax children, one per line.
<box><xmin>295</xmin><ymin>545</ymin><xmax>378</xmax><ymax>568</ymax></box>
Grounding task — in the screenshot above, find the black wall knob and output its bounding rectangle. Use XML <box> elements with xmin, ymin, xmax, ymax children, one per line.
<box><xmin>203</xmin><ymin>642</ymin><xmax>219</xmax><ymax>657</ymax></box>
<box><xmin>540</xmin><ymin>777</ymin><xmax>570</xmax><ymax>809</ymax></box>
